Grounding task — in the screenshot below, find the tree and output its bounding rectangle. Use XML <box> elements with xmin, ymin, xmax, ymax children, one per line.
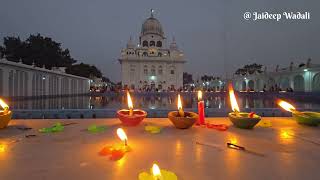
<box><xmin>183</xmin><ymin>72</ymin><xmax>193</xmax><ymax>85</ymax></box>
<box><xmin>65</xmin><ymin>63</ymin><xmax>102</xmax><ymax>78</ymax></box>
<box><xmin>235</xmin><ymin>63</ymin><xmax>263</xmax><ymax>75</ymax></box>
<box><xmin>1</xmin><ymin>34</ymin><xmax>76</xmax><ymax>68</ymax></box>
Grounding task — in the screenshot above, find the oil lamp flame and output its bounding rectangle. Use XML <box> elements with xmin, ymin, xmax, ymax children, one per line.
<box><xmin>177</xmin><ymin>94</ymin><xmax>182</xmax><ymax>110</ymax></box>
<box><xmin>228</xmin><ymin>84</ymin><xmax>240</xmax><ymax>112</ymax></box>
<box><xmin>0</xmin><ymin>99</ymin><xmax>9</xmax><ymax>109</ymax></box>
<box><xmin>198</xmin><ymin>90</ymin><xmax>202</xmax><ymax>101</ymax></box>
<box><xmin>152</xmin><ymin>163</ymin><xmax>162</xmax><ymax>179</ymax></box>
<box><xmin>278</xmin><ymin>100</ymin><xmax>296</xmax><ymax>112</ymax></box>
<box><xmin>117</xmin><ymin>128</ymin><xmax>128</xmax><ymax>145</ymax></box>
<box><xmin>127</xmin><ymin>92</ymin><xmax>133</xmax><ymax>109</ymax></box>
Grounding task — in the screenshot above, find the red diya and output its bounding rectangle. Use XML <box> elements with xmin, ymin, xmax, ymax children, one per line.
<box><xmin>117</xmin><ymin>91</ymin><xmax>147</xmax><ymax>126</ymax></box>
<box><xmin>99</xmin><ymin>128</ymin><xmax>131</xmax><ymax>161</ymax></box>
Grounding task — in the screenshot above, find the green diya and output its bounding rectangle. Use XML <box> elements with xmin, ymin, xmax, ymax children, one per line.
<box><xmin>228</xmin><ymin>112</ymin><xmax>261</xmax><ymax>129</ymax></box>
<box><xmin>278</xmin><ymin>100</ymin><xmax>320</xmax><ymax>126</ymax></box>
<box><xmin>228</xmin><ymin>84</ymin><xmax>261</xmax><ymax>129</ymax></box>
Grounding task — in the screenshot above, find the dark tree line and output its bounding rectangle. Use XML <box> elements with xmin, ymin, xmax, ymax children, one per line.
<box><xmin>235</xmin><ymin>63</ymin><xmax>263</xmax><ymax>75</ymax></box>
<box><xmin>0</xmin><ymin>34</ymin><xmax>103</xmax><ymax>79</ymax></box>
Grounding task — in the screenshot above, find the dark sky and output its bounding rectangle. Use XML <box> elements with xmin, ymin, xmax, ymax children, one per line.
<box><xmin>1</xmin><ymin>0</ymin><xmax>319</xmax><ymax>81</ymax></box>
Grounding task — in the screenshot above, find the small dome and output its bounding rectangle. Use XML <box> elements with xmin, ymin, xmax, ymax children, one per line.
<box><xmin>141</xmin><ymin>13</ymin><xmax>164</xmax><ymax>37</ymax></box>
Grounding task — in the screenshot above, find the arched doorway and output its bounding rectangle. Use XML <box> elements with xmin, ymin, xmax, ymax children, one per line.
<box><xmin>293</xmin><ymin>75</ymin><xmax>304</xmax><ymax>92</ymax></box>
<box><xmin>241</xmin><ymin>81</ymin><xmax>246</xmax><ymax>91</ymax></box>
<box><xmin>312</xmin><ymin>73</ymin><xmax>320</xmax><ymax>92</ymax></box>
<box><xmin>279</xmin><ymin>77</ymin><xmax>290</xmax><ymax>90</ymax></box>
<box><xmin>248</xmin><ymin>80</ymin><xmax>254</xmax><ymax>91</ymax></box>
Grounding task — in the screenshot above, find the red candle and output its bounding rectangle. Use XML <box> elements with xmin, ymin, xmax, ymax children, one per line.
<box><xmin>197</xmin><ymin>90</ymin><xmax>205</xmax><ymax>125</ymax></box>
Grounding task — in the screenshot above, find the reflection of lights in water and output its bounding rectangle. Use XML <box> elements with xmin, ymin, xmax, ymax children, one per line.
<box><xmin>149</xmin><ymin>105</ymin><xmax>156</xmax><ymax>109</ymax></box>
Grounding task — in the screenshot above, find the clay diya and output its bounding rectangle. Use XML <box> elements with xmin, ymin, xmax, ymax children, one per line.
<box><xmin>228</xmin><ymin>84</ymin><xmax>261</xmax><ymax>129</ymax></box>
<box><xmin>0</xmin><ymin>99</ymin><xmax>12</xmax><ymax>129</ymax></box>
<box><xmin>117</xmin><ymin>91</ymin><xmax>147</xmax><ymax>126</ymax></box>
<box><xmin>168</xmin><ymin>94</ymin><xmax>198</xmax><ymax>129</ymax></box>
<box><xmin>278</xmin><ymin>100</ymin><xmax>320</xmax><ymax>126</ymax></box>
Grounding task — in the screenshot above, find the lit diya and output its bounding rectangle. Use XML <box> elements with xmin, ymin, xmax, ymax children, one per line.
<box><xmin>99</xmin><ymin>128</ymin><xmax>131</xmax><ymax>161</ymax></box>
<box><xmin>168</xmin><ymin>94</ymin><xmax>198</xmax><ymax>129</ymax></box>
<box><xmin>228</xmin><ymin>84</ymin><xmax>261</xmax><ymax>129</ymax></box>
<box><xmin>117</xmin><ymin>91</ymin><xmax>147</xmax><ymax>126</ymax></box>
<box><xmin>139</xmin><ymin>163</ymin><xmax>178</xmax><ymax>180</ymax></box>
<box><xmin>278</xmin><ymin>99</ymin><xmax>320</xmax><ymax>126</ymax></box>
<box><xmin>0</xmin><ymin>98</ymin><xmax>12</xmax><ymax>129</ymax></box>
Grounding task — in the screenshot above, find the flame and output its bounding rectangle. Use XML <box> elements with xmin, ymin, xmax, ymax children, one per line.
<box><xmin>198</xmin><ymin>90</ymin><xmax>202</xmax><ymax>100</ymax></box>
<box><xmin>152</xmin><ymin>163</ymin><xmax>162</xmax><ymax>178</ymax></box>
<box><xmin>127</xmin><ymin>91</ymin><xmax>133</xmax><ymax>109</ymax></box>
<box><xmin>0</xmin><ymin>144</ymin><xmax>6</xmax><ymax>153</ymax></box>
<box><xmin>117</xmin><ymin>128</ymin><xmax>128</xmax><ymax>142</ymax></box>
<box><xmin>228</xmin><ymin>84</ymin><xmax>240</xmax><ymax>112</ymax></box>
<box><xmin>0</xmin><ymin>99</ymin><xmax>9</xmax><ymax>110</ymax></box>
<box><xmin>177</xmin><ymin>94</ymin><xmax>183</xmax><ymax>110</ymax></box>
<box><xmin>278</xmin><ymin>100</ymin><xmax>296</xmax><ymax>112</ymax></box>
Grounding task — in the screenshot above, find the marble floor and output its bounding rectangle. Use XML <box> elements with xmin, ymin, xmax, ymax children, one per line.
<box><xmin>0</xmin><ymin>117</ymin><xmax>319</xmax><ymax>180</ymax></box>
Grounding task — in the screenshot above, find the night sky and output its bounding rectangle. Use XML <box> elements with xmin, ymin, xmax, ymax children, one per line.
<box><xmin>1</xmin><ymin>0</ymin><xmax>319</xmax><ymax>81</ymax></box>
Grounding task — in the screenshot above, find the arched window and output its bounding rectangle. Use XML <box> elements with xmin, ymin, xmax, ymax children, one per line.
<box><xmin>151</xmin><ymin>65</ymin><xmax>156</xmax><ymax>75</ymax></box>
<box><xmin>150</xmin><ymin>41</ymin><xmax>155</xmax><ymax>47</ymax></box>
<box><xmin>143</xmin><ymin>52</ymin><xmax>148</xmax><ymax>56</ymax></box>
<box><xmin>144</xmin><ymin>65</ymin><xmax>148</xmax><ymax>75</ymax></box>
<box><xmin>156</xmin><ymin>41</ymin><xmax>162</xmax><ymax>47</ymax></box>
<box><xmin>170</xmin><ymin>70</ymin><xmax>175</xmax><ymax>75</ymax></box>
<box><xmin>158</xmin><ymin>66</ymin><xmax>163</xmax><ymax>75</ymax></box>
<box><xmin>143</xmin><ymin>41</ymin><xmax>148</xmax><ymax>47</ymax></box>
<box><xmin>158</xmin><ymin>52</ymin><xmax>162</xmax><ymax>57</ymax></box>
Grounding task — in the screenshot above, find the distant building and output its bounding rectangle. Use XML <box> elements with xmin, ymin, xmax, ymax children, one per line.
<box><xmin>232</xmin><ymin>59</ymin><xmax>320</xmax><ymax>92</ymax></box>
<box><xmin>0</xmin><ymin>58</ymin><xmax>90</xmax><ymax>97</ymax></box>
<box><xmin>118</xmin><ymin>10</ymin><xmax>186</xmax><ymax>90</ymax></box>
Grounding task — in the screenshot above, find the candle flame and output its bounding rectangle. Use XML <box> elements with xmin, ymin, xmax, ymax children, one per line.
<box><xmin>0</xmin><ymin>144</ymin><xmax>6</xmax><ymax>153</ymax></box>
<box><xmin>117</xmin><ymin>128</ymin><xmax>128</xmax><ymax>142</ymax></box>
<box><xmin>228</xmin><ymin>84</ymin><xmax>240</xmax><ymax>112</ymax></box>
<box><xmin>127</xmin><ymin>91</ymin><xmax>133</xmax><ymax>109</ymax></box>
<box><xmin>177</xmin><ymin>94</ymin><xmax>183</xmax><ymax>110</ymax></box>
<box><xmin>197</xmin><ymin>90</ymin><xmax>202</xmax><ymax>100</ymax></box>
<box><xmin>0</xmin><ymin>99</ymin><xmax>9</xmax><ymax>110</ymax></box>
<box><xmin>152</xmin><ymin>163</ymin><xmax>162</xmax><ymax>178</ymax></box>
<box><xmin>278</xmin><ymin>100</ymin><xmax>296</xmax><ymax>112</ymax></box>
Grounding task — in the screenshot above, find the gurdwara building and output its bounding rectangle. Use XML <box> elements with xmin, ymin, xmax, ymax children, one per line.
<box><xmin>118</xmin><ymin>11</ymin><xmax>186</xmax><ymax>90</ymax></box>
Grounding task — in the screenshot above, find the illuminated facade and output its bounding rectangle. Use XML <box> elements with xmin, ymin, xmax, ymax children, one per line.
<box><xmin>232</xmin><ymin>59</ymin><xmax>320</xmax><ymax>92</ymax></box>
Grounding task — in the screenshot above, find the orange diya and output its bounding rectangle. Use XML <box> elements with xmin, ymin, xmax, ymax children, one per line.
<box><xmin>168</xmin><ymin>94</ymin><xmax>198</xmax><ymax>129</ymax></box>
<box><xmin>0</xmin><ymin>98</ymin><xmax>12</xmax><ymax>129</ymax></box>
<box><xmin>117</xmin><ymin>91</ymin><xmax>147</xmax><ymax>126</ymax></box>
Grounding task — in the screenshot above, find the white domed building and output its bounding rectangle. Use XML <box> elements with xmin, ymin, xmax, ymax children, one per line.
<box><xmin>118</xmin><ymin>10</ymin><xmax>186</xmax><ymax>90</ymax></box>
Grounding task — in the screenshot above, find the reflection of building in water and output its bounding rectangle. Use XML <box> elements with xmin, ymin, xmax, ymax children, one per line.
<box><xmin>232</xmin><ymin>59</ymin><xmax>320</xmax><ymax>92</ymax></box>
<box><xmin>0</xmin><ymin>58</ymin><xmax>90</xmax><ymax>97</ymax></box>
<box><xmin>12</xmin><ymin>96</ymin><xmax>90</xmax><ymax>109</ymax></box>
<box><xmin>118</xmin><ymin>10</ymin><xmax>186</xmax><ymax>90</ymax></box>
